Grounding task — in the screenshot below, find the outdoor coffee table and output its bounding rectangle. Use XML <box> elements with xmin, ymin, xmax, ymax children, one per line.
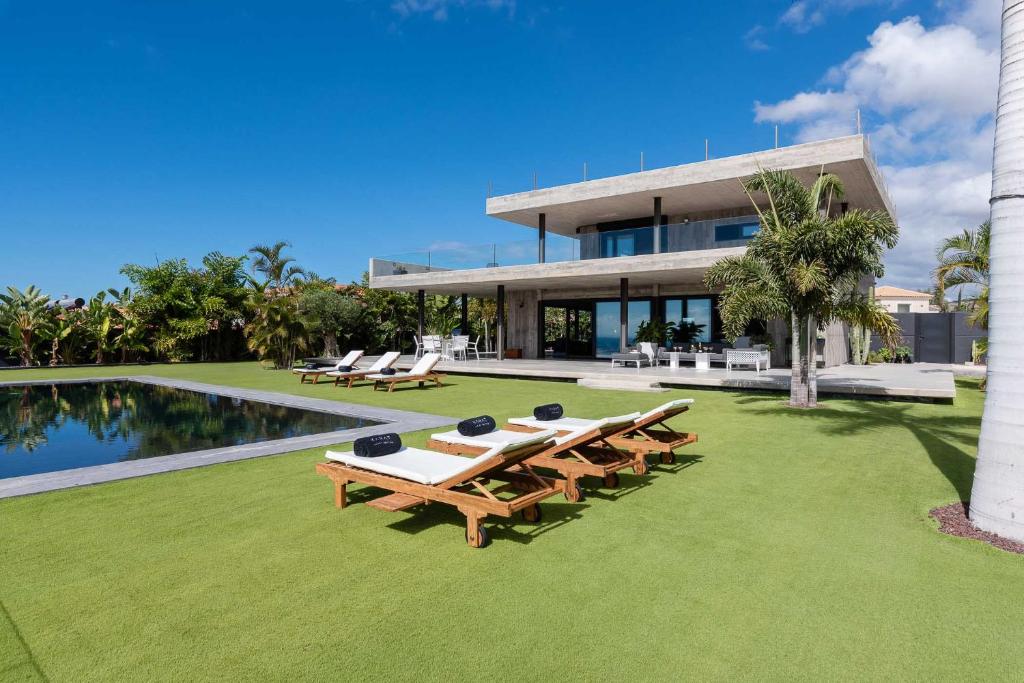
<box><xmin>695</xmin><ymin>352</ymin><xmax>711</xmax><ymax>371</ymax></box>
<box><xmin>669</xmin><ymin>352</ymin><xmax>680</xmax><ymax>370</ymax></box>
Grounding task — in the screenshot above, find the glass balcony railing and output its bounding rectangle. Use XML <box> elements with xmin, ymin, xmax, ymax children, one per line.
<box><xmin>372</xmin><ymin>216</ymin><xmax>760</xmax><ymax>277</ymax></box>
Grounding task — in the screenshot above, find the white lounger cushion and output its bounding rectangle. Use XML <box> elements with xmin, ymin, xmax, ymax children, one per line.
<box><xmin>327</xmin><ymin>351</ymin><xmax>400</xmax><ymax>377</ymax></box>
<box><xmin>325</xmin><ymin>429</ymin><xmax>555</xmax><ymax>485</ymax></box>
<box><xmin>292</xmin><ymin>350</ymin><xmax>364</xmax><ymax>374</ymax></box>
<box><xmin>430</xmin><ymin>428</ymin><xmax>541</xmax><ymax>450</ymax></box>
<box><xmin>507</xmin><ymin>412</ymin><xmax>641</xmax><ymax>433</ymax></box>
<box><xmin>636</xmin><ymin>398</ymin><xmax>694</xmax><ymax>421</ymax></box>
<box><xmin>366</xmin><ymin>353</ymin><xmax>440</xmax><ymax>380</ymax></box>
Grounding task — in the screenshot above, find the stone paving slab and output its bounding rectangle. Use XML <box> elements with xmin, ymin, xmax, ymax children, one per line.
<box><xmin>0</xmin><ymin>375</ymin><xmax>453</xmax><ymax>499</ymax></box>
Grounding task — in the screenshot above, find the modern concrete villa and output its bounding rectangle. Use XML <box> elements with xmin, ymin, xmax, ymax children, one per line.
<box><xmin>370</xmin><ymin>135</ymin><xmax>894</xmax><ymax>369</ymax></box>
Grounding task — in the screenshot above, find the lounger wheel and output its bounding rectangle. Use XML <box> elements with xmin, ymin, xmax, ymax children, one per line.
<box><xmin>521</xmin><ymin>503</ymin><xmax>542</xmax><ymax>523</ymax></box>
<box><xmin>661</xmin><ymin>452</ymin><xmax>676</xmax><ymax>465</ymax></box>
<box><xmin>564</xmin><ymin>483</ymin><xmax>585</xmax><ymax>503</ymax></box>
<box><xmin>466</xmin><ymin>525</ymin><xmax>490</xmax><ymax>548</ymax></box>
<box><xmin>602</xmin><ymin>472</ymin><xmax>620</xmax><ymax>488</ymax></box>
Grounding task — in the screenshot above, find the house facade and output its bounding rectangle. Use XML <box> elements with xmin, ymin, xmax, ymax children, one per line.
<box><xmin>874</xmin><ymin>285</ymin><xmax>934</xmax><ymax>313</ymax></box>
<box><xmin>369</xmin><ymin>135</ymin><xmax>895</xmax><ymax>366</ymax></box>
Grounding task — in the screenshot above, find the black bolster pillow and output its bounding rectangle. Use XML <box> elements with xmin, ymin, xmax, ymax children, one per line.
<box><xmin>336</xmin><ymin>365</ymin><xmax>353</xmax><ymax>372</ymax></box>
<box><xmin>379</xmin><ymin>367</ymin><xmax>397</xmax><ymax>376</ymax></box>
<box><xmin>534</xmin><ymin>403</ymin><xmax>563</xmax><ymax>421</ymax></box>
<box><xmin>304</xmin><ymin>363</ymin><xmax>317</xmax><ymax>370</ymax></box>
<box><xmin>353</xmin><ymin>433</ymin><xmax>402</xmax><ymax>458</ymax></box>
<box><xmin>457</xmin><ymin>415</ymin><xmax>496</xmax><ymax>437</ymax></box>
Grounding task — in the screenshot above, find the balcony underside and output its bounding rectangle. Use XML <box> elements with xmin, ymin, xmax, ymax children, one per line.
<box><xmin>369</xmin><ymin>247</ymin><xmax>745</xmax><ymax>295</ymax></box>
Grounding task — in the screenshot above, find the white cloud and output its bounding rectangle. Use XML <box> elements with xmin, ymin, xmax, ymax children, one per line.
<box><xmin>780</xmin><ymin>1</ymin><xmax>826</xmax><ymax>32</ymax></box>
<box><xmin>391</xmin><ymin>0</ymin><xmax>516</xmax><ymax>21</ymax></box>
<box><xmin>753</xmin><ymin>5</ymin><xmax>999</xmax><ymax>289</ymax></box>
<box><xmin>744</xmin><ymin>25</ymin><xmax>771</xmax><ymax>51</ymax></box>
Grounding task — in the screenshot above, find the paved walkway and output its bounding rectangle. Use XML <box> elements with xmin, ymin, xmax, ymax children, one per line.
<box><xmin>394</xmin><ymin>356</ymin><xmax>957</xmax><ymax>400</ymax></box>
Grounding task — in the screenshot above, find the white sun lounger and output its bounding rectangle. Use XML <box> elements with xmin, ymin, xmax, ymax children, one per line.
<box><xmin>293</xmin><ymin>350</ymin><xmax>364</xmax><ymax>384</ymax></box>
<box><xmin>317</xmin><ymin>430</ymin><xmax>560</xmax><ymax>548</ymax></box>
<box><xmin>325</xmin><ymin>352</ymin><xmax>402</xmax><ymax>388</ymax></box>
<box><xmin>366</xmin><ymin>353</ymin><xmax>444</xmax><ymax>392</ymax></box>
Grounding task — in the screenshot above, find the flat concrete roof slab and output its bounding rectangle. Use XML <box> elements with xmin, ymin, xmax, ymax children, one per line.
<box><xmin>486</xmin><ymin>135</ymin><xmax>894</xmax><ymax>234</ymax></box>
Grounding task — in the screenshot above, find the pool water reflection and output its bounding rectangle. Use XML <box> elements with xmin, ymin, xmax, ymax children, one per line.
<box><xmin>0</xmin><ymin>381</ymin><xmax>379</xmax><ymax>479</ymax></box>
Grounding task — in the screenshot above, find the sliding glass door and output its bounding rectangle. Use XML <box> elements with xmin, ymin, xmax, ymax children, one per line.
<box><xmin>594</xmin><ymin>300</ymin><xmax>650</xmax><ymax>357</ymax></box>
<box><xmin>663</xmin><ymin>296</ymin><xmax>714</xmax><ymax>347</ymax></box>
<box><xmin>541</xmin><ymin>303</ymin><xmax>594</xmax><ymax>358</ymax></box>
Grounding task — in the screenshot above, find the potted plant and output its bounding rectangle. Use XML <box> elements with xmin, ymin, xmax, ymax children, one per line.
<box><xmin>894</xmin><ymin>345</ymin><xmax>913</xmax><ymax>363</ymax></box>
<box><xmin>634</xmin><ymin>319</ymin><xmax>676</xmax><ymax>347</ymax></box>
<box><xmin>672</xmin><ymin>321</ymin><xmax>707</xmax><ymax>349</ymax></box>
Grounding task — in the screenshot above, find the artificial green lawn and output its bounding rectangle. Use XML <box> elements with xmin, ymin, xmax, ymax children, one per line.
<box><xmin>1</xmin><ymin>363</ymin><xmax>1021</xmax><ymax>680</ymax></box>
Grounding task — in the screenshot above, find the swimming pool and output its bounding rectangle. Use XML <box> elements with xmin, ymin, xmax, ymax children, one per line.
<box><xmin>0</xmin><ymin>379</ymin><xmax>382</xmax><ymax>480</ymax></box>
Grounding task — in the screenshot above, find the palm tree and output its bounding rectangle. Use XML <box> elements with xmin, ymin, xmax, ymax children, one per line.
<box><xmin>935</xmin><ymin>221</ymin><xmax>990</xmax><ymax>331</ymax></box>
<box><xmin>0</xmin><ymin>285</ymin><xmax>54</xmax><ymax>366</ymax></box>
<box><xmin>82</xmin><ymin>292</ymin><xmax>116</xmax><ymax>364</ymax></box>
<box><xmin>970</xmin><ymin>0</ymin><xmax>1024</xmax><ymax>542</ymax></box>
<box><xmin>705</xmin><ymin>169</ymin><xmax>900</xmax><ymax>408</ymax></box>
<box><xmin>248</xmin><ymin>241</ymin><xmax>306</xmax><ymax>290</ymax></box>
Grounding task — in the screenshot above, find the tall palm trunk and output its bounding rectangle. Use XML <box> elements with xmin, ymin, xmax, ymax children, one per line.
<box><xmin>807</xmin><ymin>315</ymin><xmax>818</xmax><ymax>408</ymax></box>
<box><xmin>970</xmin><ymin>0</ymin><xmax>1024</xmax><ymax>542</ymax></box>
<box><xmin>790</xmin><ymin>313</ymin><xmax>810</xmax><ymax>407</ymax></box>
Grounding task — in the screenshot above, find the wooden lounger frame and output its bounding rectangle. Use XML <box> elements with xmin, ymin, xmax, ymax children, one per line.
<box><xmin>428</xmin><ymin>421</ymin><xmax>642</xmax><ymax>502</ymax></box>
<box><xmin>606</xmin><ymin>405</ymin><xmax>698</xmax><ymax>465</ymax></box>
<box><xmin>315</xmin><ymin>439</ymin><xmax>564</xmax><ymax>548</ymax></box>
<box><xmin>296</xmin><ymin>368</ymin><xmax>338</xmax><ymax>384</ymax></box>
<box><xmin>371</xmin><ymin>372</ymin><xmax>446</xmax><ymax>392</ymax></box>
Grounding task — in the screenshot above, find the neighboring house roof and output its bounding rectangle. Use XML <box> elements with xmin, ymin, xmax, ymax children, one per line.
<box><xmin>874</xmin><ymin>285</ymin><xmax>931</xmax><ymax>299</ymax></box>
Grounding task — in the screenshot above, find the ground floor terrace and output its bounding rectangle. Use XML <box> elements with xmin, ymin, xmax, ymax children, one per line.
<box><xmin>0</xmin><ymin>361</ymin><xmax>1018</xmax><ymax>679</ymax></box>
<box><xmin>389</xmin><ymin>355</ymin><xmax>959</xmax><ymax>400</ymax></box>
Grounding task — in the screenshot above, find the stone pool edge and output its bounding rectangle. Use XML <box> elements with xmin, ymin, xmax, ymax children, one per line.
<box><xmin>0</xmin><ymin>375</ymin><xmax>454</xmax><ymax>499</ymax></box>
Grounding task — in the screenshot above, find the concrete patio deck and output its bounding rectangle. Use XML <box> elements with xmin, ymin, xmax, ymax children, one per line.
<box><xmin>387</xmin><ymin>356</ymin><xmax>958</xmax><ymax>400</ymax></box>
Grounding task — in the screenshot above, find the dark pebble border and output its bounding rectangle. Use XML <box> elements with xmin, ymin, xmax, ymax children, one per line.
<box><xmin>930</xmin><ymin>501</ymin><xmax>1024</xmax><ymax>555</ymax></box>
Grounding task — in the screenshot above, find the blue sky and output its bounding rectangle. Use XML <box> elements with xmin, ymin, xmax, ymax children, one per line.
<box><xmin>0</xmin><ymin>0</ymin><xmax>998</xmax><ymax>296</ymax></box>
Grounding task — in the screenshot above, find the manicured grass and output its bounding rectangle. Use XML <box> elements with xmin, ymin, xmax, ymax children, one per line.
<box><xmin>1</xmin><ymin>363</ymin><xmax>1021</xmax><ymax>680</ymax></box>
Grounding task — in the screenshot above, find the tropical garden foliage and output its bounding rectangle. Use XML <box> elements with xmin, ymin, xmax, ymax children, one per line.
<box><xmin>705</xmin><ymin>168</ymin><xmax>900</xmax><ymax>408</ymax></box>
<box><xmin>0</xmin><ymin>243</ymin><xmax>493</xmax><ymax>368</ymax></box>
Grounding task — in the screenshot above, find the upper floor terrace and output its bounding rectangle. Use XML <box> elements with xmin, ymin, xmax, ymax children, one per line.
<box><xmin>368</xmin><ymin>134</ymin><xmax>894</xmax><ymax>295</ymax></box>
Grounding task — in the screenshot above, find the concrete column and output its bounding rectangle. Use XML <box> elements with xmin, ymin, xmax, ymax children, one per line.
<box><xmin>619</xmin><ymin>277</ymin><xmax>629</xmax><ymax>352</ymax></box>
<box><xmin>653</xmin><ymin>197</ymin><xmax>662</xmax><ymax>254</ymax></box>
<box><xmin>416</xmin><ymin>290</ymin><xmax>425</xmax><ymax>340</ymax></box>
<box><xmin>496</xmin><ymin>285</ymin><xmax>506</xmax><ymax>360</ymax></box>
<box><xmin>538</xmin><ymin>213</ymin><xmax>546</xmax><ymax>263</ymax></box>
<box><xmin>460</xmin><ymin>293</ymin><xmax>468</xmax><ymax>335</ymax></box>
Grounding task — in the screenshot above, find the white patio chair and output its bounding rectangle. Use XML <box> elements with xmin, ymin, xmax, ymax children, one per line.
<box><xmin>451</xmin><ymin>335</ymin><xmax>470</xmax><ymax>361</ymax></box>
<box><xmin>466</xmin><ymin>335</ymin><xmax>481</xmax><ymax>361</ymax></box>
<box><xmin>413</xmin><ymin>336</ymin><xmax>424</xmax><ymax>360</ymax></box>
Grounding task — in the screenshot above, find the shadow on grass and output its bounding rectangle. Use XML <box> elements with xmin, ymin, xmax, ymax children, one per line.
<box><xmin>732</xmin><ymin>387</ymin><xmax>980</xmax><ymax>500</ymax></box>
<box><xmin>0</xmin><ymin>599</ymin><xmax>48</xmax><ymax>681</ymax></box>
<box><xmin>385</xmin><ymin>498</ymin><xmax>586</xmax><ymax>546</ymax></box>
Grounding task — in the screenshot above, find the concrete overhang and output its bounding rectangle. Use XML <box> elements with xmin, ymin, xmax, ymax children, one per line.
<box><xmin>369</xmin><ymin>248</ymin><xmax>745</xmax><ymax>296</ymax></box>
<box><xmin>486</xmin><ymin>135</ymin><xmax>895</xmax><ymax>235</ymax></box>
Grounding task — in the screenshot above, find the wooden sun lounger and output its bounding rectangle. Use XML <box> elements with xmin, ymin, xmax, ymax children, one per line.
<box><xmin>372</xmin><ymin>371</ymin><xmax>446</xmax><ymax>392</ymax></box>
<box><xmin>328</xmin><ymin>352</ymin><xmax>401</xmax><ymax>388</ymax></box>
<box><xmin>294</xmin><ymin>350</ymin><xmax>364</xmax><ymax>384</ymax></box>
<box><xmin>428</xmin><ymin>417</ymin><xmax>643</xmax><ymax>503</ymax></box>
<box><xmin>606</xmin><ymin>400</ymin><xmax>698</xmax><ymax>466</ymax></box>
<box><xmin>315</xmin><ymin>434</ymin><xmax>563</xmax><ymax>548</ymax></box>
<box><xmin>368</xmin><ymin>353</ymin><xmax>446</xmax><ymax>393</ymax></box>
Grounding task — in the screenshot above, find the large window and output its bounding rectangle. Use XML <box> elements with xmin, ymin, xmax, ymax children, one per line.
<box><xmin>595</xmin><ymin>300</ymin><xmax>651</xmax><ymax>357</ymax></box>
<box><xmin>663</xmin><ymin>296</ymin><xmax>713</xmax><ymax>345</ymax></box>
<box><xmin>714</xmin><ymin>222</ymin><xmax>760</xmax><ymax>242</ymax></box>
